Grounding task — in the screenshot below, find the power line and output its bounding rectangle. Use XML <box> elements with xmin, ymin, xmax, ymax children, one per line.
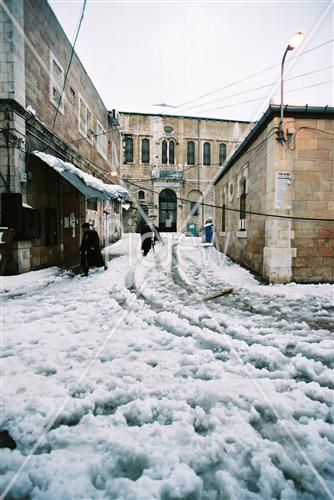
<box><xmin>5</xmin><ymin>123</ymin><xmax>333</xmax><ymax>224</ymax></box>
<box><xmin>48</xmin><ymin>38</ymin><xmax>334</xmax><ymax>149</ymax></box>
<box><xmin>50</xmin><ymin>0</ymin><xmax>87</xmax><ymax>134</ymax></box>
<box><xmin>125</xmin><ymin>178</ymin><xmax>334</xmax><ymax>223</ymax></box>
<box><xmin>175</xmin><ymin>38</ymin><xmax>334</xmax><ymax>109</ymax></box>
<box><xmin>191</xmin><ymin>79</ymin><xmax>334</xmax><ymax>116</ymax></box>
<box><xmin>181</xmin><ymin>65</ymin><xmax>333</xmax><ymax>113</ymax></box>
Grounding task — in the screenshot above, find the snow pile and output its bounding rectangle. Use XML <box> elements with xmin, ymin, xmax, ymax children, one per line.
<box><xmin>1</xmin><ymin>235</ymin><xmax>334</xmax><ymax>499</ymax></box>
<box><xmin>32</xmin><ymin>151</ymin><xmax>129</xmax><ymax>202</ymax></box>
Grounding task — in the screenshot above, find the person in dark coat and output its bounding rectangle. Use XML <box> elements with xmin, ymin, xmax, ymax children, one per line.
<box><xmin>80</xmin><ymin>223</ymin><xmax>106</xmax><ymax>276</ymax></box>
<box><xmin>152</xmin><ymin>224</ymin><xmax>161</xmax><ymax>250</ymax></box>
<box><xmin>140</xmin><ymin>223</ymin><xmax>153</xmax><ymax>257</ymax></box>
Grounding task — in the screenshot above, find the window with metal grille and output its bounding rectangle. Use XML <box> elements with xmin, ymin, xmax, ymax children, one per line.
<box><xmin>203</xmin><ymin>142</ymin><xmax>211</xmax><ymax>166</ymax></box>
<box><xmin>187</xmin><ymin>141</ymin><xmax>195</xmax><ymax>165</ymax></box>
<box><xmin>96</xmin><ymin>121</ymin><xmax>107</xmax><ymax>158</ymax></box>
<box><xmin>219</xmin><ymin>143</ymin><xmax>226</xmax><ymax>166</ymax></box>
<box><xmin>50</xmin><ymin>52</ymin><xmax>64</xmax><ymax>113</ymax></box>
<box><xmin>141</xmin><ymin>138</ymin><xmax>150</xmax><ymax>163</ymax></box>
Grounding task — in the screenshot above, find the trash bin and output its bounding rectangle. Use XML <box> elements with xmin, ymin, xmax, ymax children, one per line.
<box><xmin>187</xmin><ymin>223</ymin><xmax>197</xmax><ymax>237</ymax></box>
<box><xmin>202</xmin><ymin>219</ymin><xmax>214</xmax><ymax>245</ymax></box>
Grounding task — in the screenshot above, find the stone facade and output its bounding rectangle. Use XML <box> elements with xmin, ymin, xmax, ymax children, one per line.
<box><xmin>119</xmin><ymin>112</ymin><xmax>250</xmax><ymax>234</ymax></box>
<box><xmin>0</xmin><ymin>0</ymin><xmax>122</xmax><ymax>273</ymax></box>
<box><xmin>214</xmin><ymin>105</ymin><xmax>334</xmax><ymax>284</ymax></box>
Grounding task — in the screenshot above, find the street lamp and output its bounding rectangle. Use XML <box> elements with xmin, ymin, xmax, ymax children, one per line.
<box><xmin>278</xmin><ymin>31</ymin><xmax>304</xmax><ymax>142</ymax></box>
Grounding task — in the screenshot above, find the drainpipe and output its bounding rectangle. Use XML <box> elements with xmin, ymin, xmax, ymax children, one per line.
<box><xmin>197</xmin><ymin>119</ymin><xmax>205</xmax><ymax>227</ymax></box>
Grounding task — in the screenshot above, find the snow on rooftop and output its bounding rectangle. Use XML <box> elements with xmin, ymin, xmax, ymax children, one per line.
<box><xmin>32</xmin><ymin>151</ymin><xmax>129</xmax><ymax>202</ymax></box>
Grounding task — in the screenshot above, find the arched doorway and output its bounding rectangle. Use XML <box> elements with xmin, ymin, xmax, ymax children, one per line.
<box><xmin>159</xmin><ymin>189</ymin><xmax>177</xmax><ymax>232</ymax></box>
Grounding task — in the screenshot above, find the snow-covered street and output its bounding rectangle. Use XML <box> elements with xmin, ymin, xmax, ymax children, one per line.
<box><xmin>1</xmin><ymin>234</ymin><xmax>334</xmax><ymax>499</ymax></box>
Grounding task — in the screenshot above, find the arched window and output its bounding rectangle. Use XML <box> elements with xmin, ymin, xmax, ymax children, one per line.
<box><xmin>239</xmin><ymin>178</ymin><xmax>247</xmax><ymax>231</ymax></box>
<box><xmin>124</xmin><ymin>136</ymin><xmax>133</xmax><ymax>163</ymax></box>
<box><xmin>138</xmin><ymin>190</ymin><xmax>145</xmax><ymax>200</ymax></box>
<box><xmin>162</xmin><ymin>140</ymin><xmax>168</xmax><ymax>164</ymax></box>
<box><xmin>219</xmin><ymin>143</ymin><xmax>226</xmax><ymax>166</ymax></box>
<box><xmin>141</xmin><ymin>138</ymin><xmax>150</xmax><ymax>163</ymax></box>
<box><xmin>169</xmin><ymin>140</ymin><xmax>175</xmax><ymax>164</ymax></box>
<box><xmin>203</xmin><ymin>142</ymin><xmax>211</xmax><ymax>166</ymax></box>
<box><xmin>187</xmin><ymin>141</ymin><xmax>195</xmax><ymax>165</ymax></box>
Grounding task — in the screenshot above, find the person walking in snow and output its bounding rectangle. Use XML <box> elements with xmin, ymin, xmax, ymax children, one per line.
<box><xmin>140</xmin><ymin>222</ymin><xmax>153</xmax><ymax>257</ymax></box>
<box><xmin>152</xmin><ymin>224</ymin><xmax>161</xmax><ymax>251</ymax></box>
<box><xmin>80</xmin><ymin>223</ymin><xmax>106</xmax><ymax>276</ymax></box>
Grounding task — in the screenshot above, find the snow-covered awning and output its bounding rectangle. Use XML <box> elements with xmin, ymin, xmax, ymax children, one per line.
<box><xmin>32</xmin><ymin>151</ymin><xmax>129</xmax><ymax>202</ymax></box>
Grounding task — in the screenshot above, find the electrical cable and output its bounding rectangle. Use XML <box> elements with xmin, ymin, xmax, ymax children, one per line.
<box><xmin>45</xmin><ymin>38</ymin><xmax>334</xmax><ymax>149</ymax></box>
<box><xmin>180</xmin><ymin>65</ymin><xmax>334</xmax><ymax>113</ymax></box>
<box><xmin>287</xmin><ymin>125</ymin><xmax>334</xmax><ymax>151</ymax></box>
<box><xmin>125</xmin><ymin>179</ymin><xmax>334</xmax><ymax>223</ymax></box>
<box><xmin>50</xmin><ymin>0</ymin><xmax>87</xmax><ymax>134</ymax></box>
<box><xmin>4</xmin><ymin>123</ymin><xmax>333</xmax><ymax>223</ymax></box>
<box><xmin>189</xmin><ymin>79</ymin><xmax>334</xmax><ymax>116</ymax></box>
<box><xmin>175</xmin><ymin>38</ymin><xmax>334</xmax><ymax>109</ymax></box>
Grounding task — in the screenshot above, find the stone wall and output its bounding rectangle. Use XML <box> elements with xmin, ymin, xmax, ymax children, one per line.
<box><xmin>214</xmin><ymin>113</ymin><xmax>334</xmax><ymax>284</ymax></box>
<box><xmin>290</xmin><ymin>117</ymin><xmax>334</xmax><ymax>283</ymax></box>
<box><xmin>120</xmin><ymin>113</ymin><xmax>250</xmax><ymax>233</ymax></box>
<box><xmin>23</xmin><ymin>0</ymin><xmax>120</xmax><ymax>174</ymax></box>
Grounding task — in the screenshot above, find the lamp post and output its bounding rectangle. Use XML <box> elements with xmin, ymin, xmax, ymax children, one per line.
<box><xmin>278</xmin><ymin>31</ymin><xmax>304</xmax><ymax>142</ymax></box>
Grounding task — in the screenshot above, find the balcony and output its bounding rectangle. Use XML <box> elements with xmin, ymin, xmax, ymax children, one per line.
<box><xmin>152</xmin><ymin>170</ymin><xmax>183</xmax><ymax>181</ymax></box>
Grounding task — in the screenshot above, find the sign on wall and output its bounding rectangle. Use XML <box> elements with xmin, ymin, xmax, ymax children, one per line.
<box><xmin>275</xmin><ymin>172</ymin><xmax>292</xmax><ymax>209</ymax></box>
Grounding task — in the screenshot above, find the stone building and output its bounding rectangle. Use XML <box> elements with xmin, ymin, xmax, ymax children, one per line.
<box><xmin>0</xmin><ymin>0</ymin><xmax>127</xmax><ymax>273</ymax></box>
<box><xmin>214</xmin><ymin>104</ymin><xmax>334</xmax><ymax>284</ymax></box>
<box><xmin>119</xmin><ymin>112</ymin><xmax>250</xmax><ymax>234</ymax></box>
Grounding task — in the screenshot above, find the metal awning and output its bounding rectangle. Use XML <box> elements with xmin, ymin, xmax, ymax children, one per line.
<box><xmin>32</xmin><ymin>150</ymin><xmax>129</xmax><ymax>202</ymax></box>
<box><xmin>54</xmin><ymin>168</ymin><xmax>109</xmax><ymax>201</ymax></box>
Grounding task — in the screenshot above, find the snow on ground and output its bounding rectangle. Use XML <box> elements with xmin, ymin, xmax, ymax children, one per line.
<box><xmin>1</xmin><ymin>234</ymin><xmax>333</xmax><ymax>500</ymax></box>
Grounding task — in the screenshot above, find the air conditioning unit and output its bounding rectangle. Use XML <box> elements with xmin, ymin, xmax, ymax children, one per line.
<box><xmin>109</xmin><ymin>109</ymin><xmax>120</xmax><ymax>126</ymax></box>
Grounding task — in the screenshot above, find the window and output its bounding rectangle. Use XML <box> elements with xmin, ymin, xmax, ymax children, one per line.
<box><xmin>188</xmin><ymin>190</ymin><xmax>202</xmax><ymax>218</ymax></box>
<box><xmin>50</xmin><ymin>52</ymin><xmax>64</xmax><ymax>113</ymax></box>
<box><xmin>23</xmin><ymin>208</ymin><xmax>41</xmax><ymax>240</ymax></box>
<box><xmin>239</xmin><ymin>179</ymin><xmax>247</xmax><ymax>231</ymax></box>
<box><xmin>190</xmin><ymin>201</ymin><xmax>199</xmax><ymax>216</ymax></box>
<box><xmin>96</xmin><ymin>121</ymin><xmax>107</xmax><ymax>159</ymax></box>
<box><xmin>222</xmin><ymin>203</ymin><xmax>226</xmax><ymax>232</ymax></box>
<box><xmin>169</xmin><ymin>140</ymin><xmax>175</xmax><ymax>164</ymax></box>
<box><xmin>162</xmin><ymin>140</ymin><xmax>168</xmax><ymax>164</ymax></box>
<box><xmin>187</xmin><ymin>141</ymin><xmax>195</xmax><ymax>165</ymax></box>
<box><xmin>68</xmin><ymin>87</ymin><xmax>76</xmax><ymax>108</ymax></box>
<box><xmin>203</xmin><ymin>142</ymin><xmax>211</xmax><ymax>166</ymax></box>
<box><xmin>141</xmin><ymin>138</ymin><xmax>150</xmax><ymax>163</ymax></box>
<box><xmin>138</xmin><ymin>190</ymin><xmax>145</xmax><ymax>200</ymax></box>
<box><xmin>162</xmin><ymin>139</ymin><xmax>176</xmax><ymax>164</ymax></box>
<box><xmin>78</xmin><ymin>95</ymin><xmax>93</xmax><ymax>142</ymax></box>
<box><xmin>219</xmin><ymin>143</ymin><xmax>226</xmax><ymax>166</ymax></box>
<box><xmin>124</xmin><ymin>136</ymin><xmax>133</xmax><ymax>163</ymax></box>
<box><xmin>87</xmin><ymin>199</ymin><xmax>98</xmax><ymax>211</ymax></box>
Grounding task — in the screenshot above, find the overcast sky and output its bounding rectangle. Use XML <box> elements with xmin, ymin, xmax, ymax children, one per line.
<box><xmin>49</xmin><ymin>0</ymin><xmax>333</xmax><ymax>122</ymax></box>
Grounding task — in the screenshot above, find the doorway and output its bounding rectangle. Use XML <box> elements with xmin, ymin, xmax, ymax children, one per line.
<box><xmin>159</xmin><ymin>189</ymin><xmax>177</xmax><ymax>232</ymax></box>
